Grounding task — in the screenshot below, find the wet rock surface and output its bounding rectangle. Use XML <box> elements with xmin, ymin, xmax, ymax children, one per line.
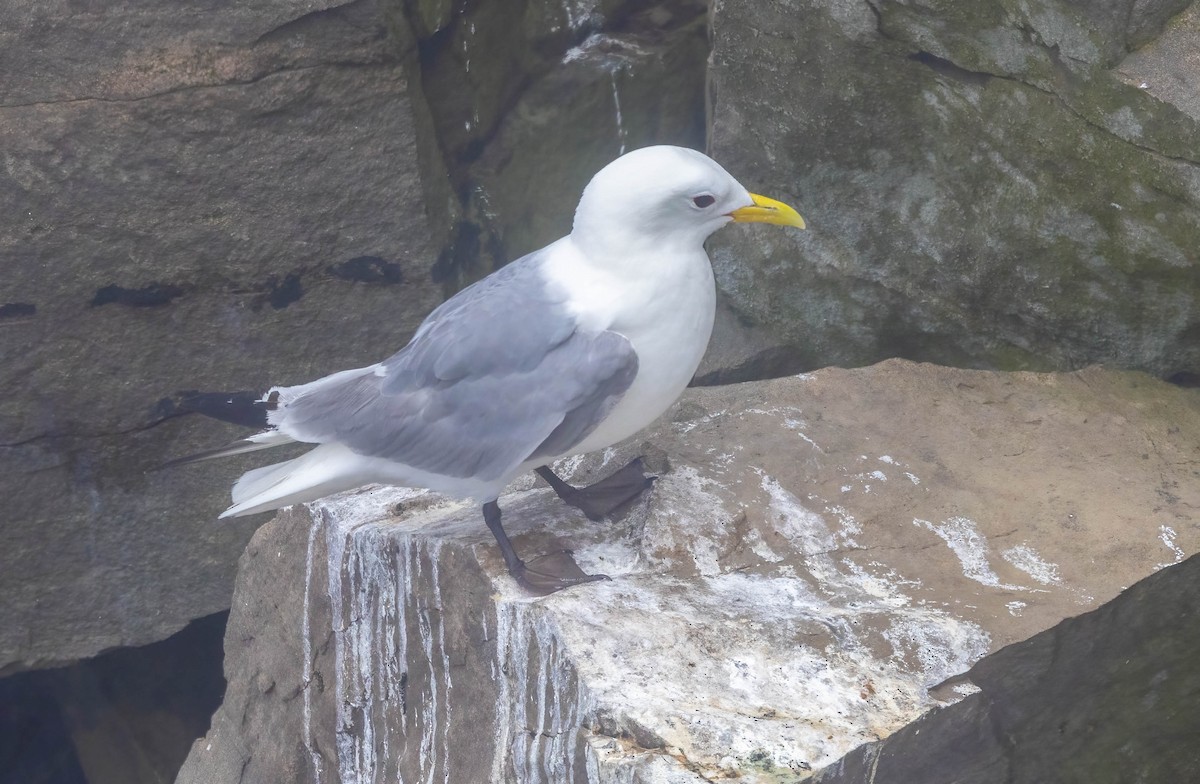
<box><xmin>179</xmin><ymin>361</ymin><xmax>1200</xmax><ymax>782</ymax></box>
<box><xmin>387</xmin><ymin>0</ymin><xmax>709</xmax><ymax>289</ymax></box>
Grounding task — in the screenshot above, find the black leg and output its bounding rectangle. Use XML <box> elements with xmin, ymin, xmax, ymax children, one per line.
<box><xmin>480</xmin><ymin>501</ymin><xmax>609</xmax><ymax>595</ymax></box>
<box><xmin>482</xmin><ymin>500</ymin><xmax>524</xmax><ymax>575</ymax></box>
<box><xmin>535</xmin><ymin>456</ymin><xmax>656</xmax><ymax>521</ymax></box>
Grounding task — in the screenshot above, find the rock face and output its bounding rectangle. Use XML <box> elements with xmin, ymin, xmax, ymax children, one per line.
<box><xmin>0</xmin><ymin>613</ymin><xmax>226</xmax><ymax>784</ymax></box>
<box><xmin>0</xmin><ymin>0</ymin><xmax>445</xmax><ymax>673</ymax></box>
<box><xmin>1118</xmin><ymin>3</ymin><xmax>1200</xmax><ymax>121</ymax></box>
<box><xmin>812</xmin><ymin>552</ymin><xmax>1200</xmax><ymax>784</ymax></box>
<box><xmin>705</xmin><ymin>0</ymin><xmax>1200</xmax><ymax>380</ymax></box>
<box><xmin>178</xmin><ymin>361</ymin><xmax>1200</xmax><ymax>782</ymax></box>
<box><xmin>8</xmin><ymin>1</ymin><xmax>1200</xmax><ymax>778</ymax></box>
<box><xmin>385</xmin><ymin>0</ymin><xmax>709</xmax><ymax>288</ymax></box>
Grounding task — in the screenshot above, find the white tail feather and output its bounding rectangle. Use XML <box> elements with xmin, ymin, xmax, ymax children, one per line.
<box><xmin>219</xmin><ymin>443</ymin><xmax>373</xmax><ymax>518</ymax></box>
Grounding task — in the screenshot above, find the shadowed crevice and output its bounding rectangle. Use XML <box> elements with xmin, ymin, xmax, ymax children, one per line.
<box><xmin>90</xmin><ymin>283</ymin><xmax>184</xmax><ymax>308</ymax></box>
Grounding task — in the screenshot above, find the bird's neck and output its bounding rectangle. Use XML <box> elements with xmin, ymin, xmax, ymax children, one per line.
<box><xmin>570</xmin><ymin>223</ymin><xmax>709</xmax><ymax>264</ymax></box>
<box><xmin>539</xmin><ymin>235</ymin><xmax>713</xmax><ymax>337</ymax></box>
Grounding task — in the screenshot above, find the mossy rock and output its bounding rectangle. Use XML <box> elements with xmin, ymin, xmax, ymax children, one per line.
<box><xmin>707</xmin><ymin>0</ymin><xmax>1200</xmax><ymax>378</ymax></box>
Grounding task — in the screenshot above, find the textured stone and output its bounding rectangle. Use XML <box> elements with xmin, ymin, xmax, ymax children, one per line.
<box><xmin>706</xmin><ymin>0</ymin><xmax>1200</xmax><ymax>380</ymax></box>
<box><xmin>0</xmin><ymin>0</ymin><xmax>358</xmax><ymax>105</ymax></box>
<box><xmin>1118</xmin><ymin>3</ymin><xmax>1200</xmax><ymax>121</ymax></box>
<box><xmin>0</xmin><ymin>0</ymin><xmax>445</xmax><ymax>673</ymax></box>
<box><xmin>812</xmin><ymin>553</ymin><xmax>1200</xmax><ymax>784</ymax></box>
<box><xmin>179</xmin><ymin>361</ymin><xmax>1199</xmax><ymax>782</ymax></box>
<box><xmin>385</xmin><ymin>0</ymin><xmax>709</xmax><ymax>289</ymax></box>
<box><xmin>467</xmin><ymin>14</ymin><xmax>710</xmax><ymax>263</ymax></box>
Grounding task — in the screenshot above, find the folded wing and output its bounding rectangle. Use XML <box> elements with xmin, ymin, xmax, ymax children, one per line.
<box><xmin>264</xmin><ymin>254</ymin><xmax>638</xmax><ymax>492</ymax></box>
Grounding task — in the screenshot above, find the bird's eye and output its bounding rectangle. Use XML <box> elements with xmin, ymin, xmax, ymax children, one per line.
<box><xmin>691</xmin><ymin>194</ymin><xmax>716</xmax><ymax>209</ymax></box>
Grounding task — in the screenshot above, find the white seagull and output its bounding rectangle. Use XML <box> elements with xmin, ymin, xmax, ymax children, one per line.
<box><xmin>172</xmin><ymin>145</ymin><xmax>805</xmax><ymax>593</ymax></box>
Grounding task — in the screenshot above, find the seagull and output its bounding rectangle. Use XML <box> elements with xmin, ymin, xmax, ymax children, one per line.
<box><xmin>170</xmin><ymin>145</ymin><xmax>805</xmax><ymax>593</ymax></box>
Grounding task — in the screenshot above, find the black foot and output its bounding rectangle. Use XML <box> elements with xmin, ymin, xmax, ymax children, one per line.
<box><xmin>482</xmin><ymin>500</ymin><xmax>609</xmax><ymax>595</ymax></box>
<box><xmin>513</xmin><ymin>550</ymin><xmax>610</xmax><ymax>596</ymax></box>
<box><xmin>536</xmin><ymin>457</ymin><xmax>656</xmax><ymax>521</ymax></box>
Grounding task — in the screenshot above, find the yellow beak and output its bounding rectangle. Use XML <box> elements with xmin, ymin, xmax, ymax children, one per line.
<box><xmin>729</xmin><ymin>193</ymin><xmax>807</xmax><ymax>229</ymax></box>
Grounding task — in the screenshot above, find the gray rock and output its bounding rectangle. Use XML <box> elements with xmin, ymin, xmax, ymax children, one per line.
<box><xmin>178</xmin><ymin>360</ymin><xmax>1199</xmax><ymax>782</ymax></box>
<box><xmin>467</xmin><ymin>14</ymin><xmax>710</xmax><ymax>263</ymax></box>
<box><xmin>1118</xmin><ymin>3</ymin><xmax>1200</xmax><ymax>121</ymax></box>
<box><xmin>0</xmin><ymin>0</ymin><xmax>446</xmax><ymax>673</ymax></box>
<box><xmin>384</xmin><ymin>0</ymin><xmax>709</xmax><ymax>288</ymax></box>
<box><xmin>0</xmin><ymin>0</ymin><xmax>357</xmax><ymax>104</ymax></box>
<box><xmin>705</xmin><ymin>0</ymin><xmax>1200</xmax><ymax>380</ymax></box>
<box><xmin>812</xmin><ymin>552</ymin><xmax>1200</xmax><ymax>783</ymax></box>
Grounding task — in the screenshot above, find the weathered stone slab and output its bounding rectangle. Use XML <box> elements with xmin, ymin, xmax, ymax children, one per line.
<box><xmin>812</xmin><ymin>553</ymin><xmax>1200</xmax><ymax>784</ymax></box>
<box><xmin>179</xmin><ymin>361</ymin><xmax>1199</xmax><ymax>782</ymax></box>
<box><xmin>0</xmin><ymin>0</ymin><xmax>445</xmax><ymax>673</ymax></box>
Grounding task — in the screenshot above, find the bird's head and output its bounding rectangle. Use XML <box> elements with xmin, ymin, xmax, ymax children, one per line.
<box><xmin>571</xmin><ymin>145</ymin><xmax>805</xmax><ymax>257</ymax></box>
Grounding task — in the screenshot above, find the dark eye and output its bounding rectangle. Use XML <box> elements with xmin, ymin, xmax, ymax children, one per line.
<box><xmin>692</xmin><ymin>194</ymin><xmax>716</xmax><ymax>208</ymax></box>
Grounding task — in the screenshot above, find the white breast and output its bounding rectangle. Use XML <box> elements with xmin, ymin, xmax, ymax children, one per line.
<box><xmin>537</xmin><ymin>237</ymin><xmax>717</xmax><ymax>458</ymax></box>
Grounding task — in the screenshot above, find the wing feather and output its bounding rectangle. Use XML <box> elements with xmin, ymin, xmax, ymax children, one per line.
<box><xmin>269</xmin><ymin>252</ymin><xmax>637</xmax><ymax>483</ymax></box>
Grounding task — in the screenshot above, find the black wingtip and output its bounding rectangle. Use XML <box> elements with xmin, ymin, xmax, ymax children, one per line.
<box><xmin>172</xmin><ymin>390</ymin><xmax>275</xmax><ymax>428</ymax></box>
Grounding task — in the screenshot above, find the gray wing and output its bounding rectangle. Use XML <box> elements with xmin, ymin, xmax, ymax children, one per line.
<box><xmin>276</xmin><ymin>254</ymin><xmax>638</xmax><ymax>482</ymax></box>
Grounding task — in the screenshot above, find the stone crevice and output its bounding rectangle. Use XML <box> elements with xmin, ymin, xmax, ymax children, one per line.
<box><xmin>252</xmin><ymin>0</ymin><xmax>387</xmax><ymax>47</ymax></box>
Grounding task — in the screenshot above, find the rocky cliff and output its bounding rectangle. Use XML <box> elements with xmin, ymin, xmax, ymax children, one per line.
<box><xmin>178</xmin><ymin>361</ymin><xmax>1200</xmax><ymax>782</ymax></box>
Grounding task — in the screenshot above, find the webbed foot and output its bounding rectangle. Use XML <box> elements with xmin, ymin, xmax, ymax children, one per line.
<box><xmin>513</xmin><ymin>550</ymin><xmax>610</xmax><ymax>596</ymax></box>
<box><xmin>482</xmin><ymin>500</ymin><xmax>610</xmax><ymax>595</ymax></box>
<box><xmin>536</xmin><ymin>457</ymin><xmax>656</xmax><ymax>521</ymax></box>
